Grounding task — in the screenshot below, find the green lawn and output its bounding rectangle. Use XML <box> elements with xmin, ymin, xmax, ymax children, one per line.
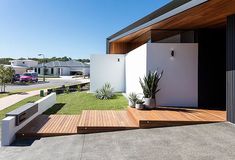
<box><xmin>0</xmin><ymin>93</ymin><xmax>8</xmax><ymax>98</ymax></box>
<box><xmin>0</xmin><ymin>95</ymin><xmax>41</xmax><ymax>120</ymax></box>
<box><xmin>44</xmin><ymin>92</ymin><xmax>128</xmax><ymax>115</ymax></box>
<box><xmin>0</xmin><ymin>92</ymin><xmax>128</xmax><ymax>120</ymax></box>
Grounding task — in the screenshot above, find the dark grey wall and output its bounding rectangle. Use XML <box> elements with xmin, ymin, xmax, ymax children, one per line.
<box><xmin>195</xmin><ymin>29</ymin><xmax>226</xmax><ymax>110</ymax></box>
<box><xmin>227</xmin><ymin>15</ymin><xmax>235</xmax><ymax>123</ymax></box>
<box><xmin>181</xmin><ymin>31</ymin><xmax>195</xmax><ymax>43</ymax></box>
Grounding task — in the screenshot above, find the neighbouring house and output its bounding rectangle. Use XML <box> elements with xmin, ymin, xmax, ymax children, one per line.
<box><xmin>90</xmin><ymin>0</ymin><xmax>235</xmax><ymax>123</ymax></box>
<box><xmin>5</xmin><ymin>59</ymin><xmax>38</xmax><ymax>74</ymax></box>
<box><xmin>34</xmin><ymin>60</ymin><xmax>90</xmax><ymax>76</ymax></box>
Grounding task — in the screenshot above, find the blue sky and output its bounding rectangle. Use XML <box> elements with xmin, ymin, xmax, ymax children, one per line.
<box><xmin>0</xmin><ymin>0</ymin><xmax>170</xmax><ymax>59</ymax></box>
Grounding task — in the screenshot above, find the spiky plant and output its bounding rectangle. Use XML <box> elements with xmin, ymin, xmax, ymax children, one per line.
<box><xmin>95</xmin><ymin>83</ymin><xmax>114</xmax><ymax>100</ymax></box>
<box><xmin>128</xmin><ymin>92</ymin><xmax>138</xmax><ymax>105</ymax></box>
<box><xmin>139</xmin><ymin>70</ymin><xmax>163</xmax><ymax>99</ymax></box>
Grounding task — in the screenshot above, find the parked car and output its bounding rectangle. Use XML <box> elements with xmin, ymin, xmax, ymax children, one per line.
<box><xmin>20</xmin><ymin>72</ymin><xmax>38</xmax><ymax>83</ymax></box>
<box><xmin>13</xmin><ymin>74</ymin><xmax>21</xmax><ymax>82</ymax></box>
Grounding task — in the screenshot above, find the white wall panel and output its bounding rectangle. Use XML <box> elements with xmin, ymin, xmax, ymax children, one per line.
<box><xmin>90</xmin><ymin>54</ymin><xmax>125</xmax><ymax>92</ymax></box>
<box><xmin>147</xmin><ymin>43</ymin><xmax>198</xmax><ymax>107</ymax></box>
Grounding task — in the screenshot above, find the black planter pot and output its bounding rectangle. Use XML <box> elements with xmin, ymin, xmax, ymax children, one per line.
<box><xmin>144</xmin><ymin>98</ymin><xmax>156</xmax><ymax>109</ymax></box>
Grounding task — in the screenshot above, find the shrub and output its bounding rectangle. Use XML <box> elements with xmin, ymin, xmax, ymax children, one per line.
<box><xmin>139</xmin><ymin>70</ymin><xmax>163</xmax><ymax>98</ymax></box>
<box><xmin>65</xmin><ymin>86</ymin><xmax>70</xmax><ymax>94</ymax></box>
<box><xmin>128</xmin><ymin>92</ymin><xmax>138</xmax><ymax>106</ymax></box>
<box><xmin>95</xmin><ymin>83</ymin><xmax>114</xmax><ymax>100</ymax></box>
<box><xmin>77</xmin><ymin>85</ymin><xmax>81</xmax><ymax>92</ymax></box>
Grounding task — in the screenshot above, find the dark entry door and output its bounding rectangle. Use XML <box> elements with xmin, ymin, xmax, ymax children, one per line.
<box><xmin>195</xmin><ymin>29</ymin><xmax>226</xmax><ymax>110</ymax></box>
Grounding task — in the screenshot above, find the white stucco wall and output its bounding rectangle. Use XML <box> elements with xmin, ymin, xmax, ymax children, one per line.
<box><xmin>82</xmin><ymin>67</ymin><xmax>90</xmax><ymax>75</ymax></box>
<box><xmin>11</xmin><ymin>60</ymin><xmax>38</xmax><ymax>68</ymax></box>
<box><xmin>13</xmin><ymin>67</ymin><xmax>27</xmax><ymax>74</ymax></box>
<box><xmin>60</xmin><ymin>67</ymin><xmax>71</xmax><ymax>76</ymax></box>
<box><xmin>54</xmin><ymin>67</ymin><xmax>60</xmax><ymax>76</ymax></box>
<box><xmin>147</xmin><ymin>43</ymin><xmax>198</xmax><ymax>107</ymax></box>
<box><xmin>90</xmin><ymin>43</ymin><xmax>198</xmax><ymax>107</ymax></box>
<box><xmin>125</xmin><ymin>44</ymin><xmax>147</xmax><ymax>95</ymax></box>
<box><xmin>1</xmin><ymin>93</ymin><xmax>56</xmax><ymax>146</ymax></box>
<box><xmin>90</xmin><ymin>54</ymin><xmax>125</xmax><ymax>92</ymax></box>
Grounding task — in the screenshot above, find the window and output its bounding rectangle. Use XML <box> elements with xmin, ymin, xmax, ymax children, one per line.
<box><xmin>38</xmin><ymin>68</ymin><xmax>41</xmax><ymax>74</ymax></box>
<box><xmin>51</xmin><ymin>68</ymin><xmax>54</xmax><ymax>74</ymax></box>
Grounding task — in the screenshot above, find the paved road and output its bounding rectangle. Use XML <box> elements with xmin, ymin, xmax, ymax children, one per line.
<box><xmin>0</xmin><ymin>122</ymin><xmax>235</xmax><ymax>160</ymax></box>
<box><xmin>5</xmin><ymin>77</ymin><xmax>89</xmax><ymax>92</ymax></box>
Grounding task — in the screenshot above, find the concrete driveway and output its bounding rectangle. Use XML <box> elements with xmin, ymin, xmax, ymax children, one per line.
<box><xmin>0</xmin><ymin>122</ymin><xmax>235</xmax><ymax>160</ymax></box>
<box><xmin>5</xmin><ymin>78</ymin><xmax>89</xmax><ymax>92</ymax></box>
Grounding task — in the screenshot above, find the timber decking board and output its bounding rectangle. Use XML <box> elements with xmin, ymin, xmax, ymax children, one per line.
<box><xmin>127</xmin><ymin>107</ymin><xmax>226</xmax><ymax>121</ymax></box>
<box><xmin>17</xmin><ymin>115</ymin><xmax>80</xmax><ymax>138</ymax></box>
<box><xmin>77</xmin><ymin>110</ymin><xmax>139</xmax><ymax>133</ymax></box>
<box><xmin>77</xmin><ymin>110</ymin><xmax>138</xmax><ymax>128</ymax></box>
<box><xmin>17</xmin><ymin>107</ymin><xmax>226</xmax><ymax>136</ymax></box>
<box><xmin>127</xmin><ymin>107</ymin><xmax>226</xmax><ymax>128</ymax></box>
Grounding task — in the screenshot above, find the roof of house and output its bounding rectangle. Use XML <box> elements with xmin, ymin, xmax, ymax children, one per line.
<box><xmin>107</xmin><ymin>0</ymin><xmax>192</xmax><ymax>41</ymax></box>
<box><xmin>10</xmin><ymin>60</ymin><xmax>37</xmax><ymax>62</ymax></box>
<box><xmin>4</xmin><ymin>65</ymin><xmax>28</xmax><ymax>69</ymax></box>
<box><xmin>107</xmin><ymin>0</ymin><xmax>235</xmax><ymax>54</ymax></box>
<box><xmin>37</xmin><ymin>60</ymin><xmax>89</xmax><ymax>68</ymax></box>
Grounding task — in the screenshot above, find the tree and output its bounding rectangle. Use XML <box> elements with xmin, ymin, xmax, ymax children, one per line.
<box><xmin>0</xmin><ymin>58</ymin><xmax>14</xmax><ymax>65</ymax></box>
<box><xmin>0</xmin><ymin>65</ymin><xmax>15</xmax><ymax>92</ymax></box>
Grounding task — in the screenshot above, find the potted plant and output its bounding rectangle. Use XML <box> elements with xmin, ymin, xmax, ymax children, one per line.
<box><xmin>135</xmin><ymin>99</ymin><xmax>145</xmax><ymax>110</ymax></box>
<box><xmin>139</xmin><ymin>70</ymin><xmax>163</xmax><ymax>109</ymax></box>
<box><xmin>128</xmin><ymin>92</ymin><xmax>138</xmax><ymax>108</ymax></box>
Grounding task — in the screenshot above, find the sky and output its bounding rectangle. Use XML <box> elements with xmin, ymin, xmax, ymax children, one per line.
<box><xmin>0</xmin><ymin>0</ymin><xmax>170</xmax><ymax>59</ymax></box>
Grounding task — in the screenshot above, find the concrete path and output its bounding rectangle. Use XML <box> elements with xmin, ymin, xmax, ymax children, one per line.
<box><xmin>0</xmin><ymin>122</ymin><xmax>235</xmax><ymax>160</ymax></box>
<box><xmin>0</xmin><ymin>90</ymin><xmax>42</xmax><ymax>111</ymax></box>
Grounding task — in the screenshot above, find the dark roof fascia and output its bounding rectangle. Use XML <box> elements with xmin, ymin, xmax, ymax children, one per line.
<box><xmin>107</xmin><ymin>0</ymin><xmax>208</xmax><ymax>43</ymax></box>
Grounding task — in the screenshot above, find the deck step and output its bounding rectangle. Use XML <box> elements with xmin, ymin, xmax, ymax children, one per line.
<box><xmin>127</xmin><ymin>107</ymin><xmax>226</xmax><ymax>128</ymax></box>
<box><xmin>17</xmin><ymin>115</ymin><xmax>81</xmax><ymax>138</ymax></box>
<box><xmin>77</xmin><ymin>110</ymin><xmax>139</xmax><ymax>134</ymax></box>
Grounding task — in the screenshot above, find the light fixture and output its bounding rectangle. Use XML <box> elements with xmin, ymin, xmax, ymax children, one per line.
<box><xmin>171</xmin><ymin>49</ymin><xmax>175</xmax><ymax>57</ymax></box>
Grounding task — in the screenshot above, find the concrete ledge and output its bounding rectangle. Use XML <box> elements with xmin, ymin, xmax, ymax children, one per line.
<box><xmin>1</xmin><ymin>93</ymin><xmax>56</xmax><ymax>146</ymax></box>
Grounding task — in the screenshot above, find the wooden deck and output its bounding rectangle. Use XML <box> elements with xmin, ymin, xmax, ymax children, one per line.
<box><xmin>17</xmin><ymin>107</ymin><xmax>226</xmax><ymax>137</ymax></box>
<box><xmin>17</xmin><ymin>115</ymin><xmax>80</xmax><ymax>138</ymax></box>
<box><xmin>127</xmin><ymin>107</ymin><xmax>226</xmax><ymax>128</ymax></box>
<box><xmin>77</xmin><ymin>110</ymin><xmax>139</xmax><ymax>133</ymax></box>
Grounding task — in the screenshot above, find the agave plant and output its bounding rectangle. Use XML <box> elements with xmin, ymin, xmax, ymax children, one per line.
<box><xmin>128</xmin><ymin>92</ymin><xmax>138</xmax><ymax>107</ymax></box>
<box><xmin>139</xmin><ymin>70</ymin><xmax>163</xmax><ymax>99</ymax></box>
<box><xmin>95</xmin><ymin>83</ymin><xmax>114</xmax><ymax>100</ymax></box>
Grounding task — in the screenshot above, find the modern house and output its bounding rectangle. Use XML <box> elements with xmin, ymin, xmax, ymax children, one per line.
<box><xmin>34</xmin><ymin>60</ymin><xmax>90</xmax><ymax>76</ymax></box>
<box><xmin>90</xmin><ymin>0</ymin><xmax>235</xmax><ymax>123</ymax></box>
<box><xmin>5</xmin><ymin>59</ymin><xmax>38</xmax><ymax>74</ymax></box>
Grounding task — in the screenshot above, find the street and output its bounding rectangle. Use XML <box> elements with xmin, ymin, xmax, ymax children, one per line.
<box><xmin>5</xmin><ymin>77</ymin><xmax>89</xmax><ymax>92</ymax></box>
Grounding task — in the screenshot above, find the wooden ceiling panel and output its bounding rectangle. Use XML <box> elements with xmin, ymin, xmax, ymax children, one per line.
<box><xmin>113</xmin><ymin>0</ymin><xmax>235</xmax><ymax>43</ymax></box>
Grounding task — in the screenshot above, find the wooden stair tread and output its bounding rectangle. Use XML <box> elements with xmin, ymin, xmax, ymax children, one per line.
<box><xmin>77</xmin><ymin>110</ymin><xmax>139</xmax><ymax>128</ymax></box>
<box><xmin>127</xmin><ymin>107</ymin><xmax>226</xmax><ymax>122</ymax></box>
<box><xmin>17</xmin><ymin>115</ymin><xmax>80</xmax><ymax>138</ymax></box>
